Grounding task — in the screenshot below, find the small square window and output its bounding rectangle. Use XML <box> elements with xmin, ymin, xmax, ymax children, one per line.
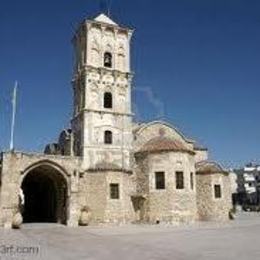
<box><xmin>176</xmin><ymin>171</ymin><xmax>184</xmax><ymax>189</ymax></box>
<box><xmin>155</xmin><ymin>172</ymin><xmax>165</xmax><ymax>190</ymax></box>
<box><xmin>214</xmin><ymin>184</ymin><xmax>222</xmax><ymax>199</ymax></box>
<box><xmin>110</xmin><ymin>184</ymin><xmax>119</xmax><ymax>199</ymax></box>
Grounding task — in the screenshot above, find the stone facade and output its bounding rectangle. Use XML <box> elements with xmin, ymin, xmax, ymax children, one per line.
<box><xmin>135</xmin><ymin>152</ymin><xmax>197</xmax><ymax>223</ymax></box>
<box><xmin>0</xmin><ymin>13</ymin><xmax>232</xmax><ymax>228</ymax></box>
<box><xmin>133</xmin><ymin>122</ymin><xmax>198</xmax><ymax>223</ymax></box>
<box><xmin>71</xmin><ymin>13</ymin><xmax>133</xmax><ymax>173</ymax></box>
<box><xmin>78</xmin><ymin>170</ymin><xmax>135</xmax><ymax>224</ymax></box>
<box><xmin>0</xmin><ymin>152</ymin><xmax>80</xmax><ymax>228</ymax></box>
<box><xmin>196</xmin><ymin>161</ymin><xmax>232</xmax><ymax>221</ymax></box>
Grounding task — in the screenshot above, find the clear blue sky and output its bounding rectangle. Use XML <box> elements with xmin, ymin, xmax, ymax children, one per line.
<box><xmin>1</xmin><ymin>0</ymin><xmax>260</xmax><ymax>168</ymax></box>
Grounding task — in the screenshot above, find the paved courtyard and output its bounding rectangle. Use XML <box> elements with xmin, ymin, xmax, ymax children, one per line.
<box><xmin>1</xmin><ymin>212</ymin><xmax>260</xmax><ymax>260</ymax></box>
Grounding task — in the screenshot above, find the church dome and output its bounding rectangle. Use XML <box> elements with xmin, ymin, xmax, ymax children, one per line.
<box><xmin>137</xmin><ymin>136</ymin><xmax>195</xmax><ymax>155</ymax></box>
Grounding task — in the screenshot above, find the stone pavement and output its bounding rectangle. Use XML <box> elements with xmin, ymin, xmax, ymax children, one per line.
<box><xmin>0</xmin><ymin>212</ymin><xmax>260</xmax><ymax>260</ymax></box>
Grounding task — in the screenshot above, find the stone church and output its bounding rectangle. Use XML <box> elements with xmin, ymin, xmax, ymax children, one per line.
<box><xmin>0</xmin><ymin>13</ymin><xmax>232</xmax><ymax>228</ymax></box>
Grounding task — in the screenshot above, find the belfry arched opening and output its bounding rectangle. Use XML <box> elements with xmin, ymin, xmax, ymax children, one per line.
<box><xmin>21</xmin><ymin>164</ymin><xmax>68</xmax><ymax>224</ymax></box>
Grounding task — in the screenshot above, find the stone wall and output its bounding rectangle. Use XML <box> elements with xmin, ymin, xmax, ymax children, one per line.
<box><xmin>194</xmin><ymin>149</ymin><xmax>208</xmax><ymax>163</ymax></box>
<box><xmin>78</xmin><ymin>170</ymin><xmax>135</xmax><ymax>224</ymax></box>
<box><xmin>196</xmin><ymin>172</ymin><xmax>232</xmax><ymax>221</ymax></box>
<box><xmin>72</xmin><ymin>16</ymin><xmax>133</xmax><ymax>170</ymax></box>
<box><xmin>0</xmin><ymin>144</ymin><xmax>232</xmax><ymax>228</ymax></box>
<box><xmin>82</xmin><ymin>111</ymin><xmax>132</xmax><ymax>171</ymax></box>
<box><xmin>0</xmin><ymin>152</ymin><xmax>80</xmax><ymax>228</ymax></box>
<box><xmin>135</xmin><ymin>151</ymin><xmax>197</xmax><ymax>224</ymax></box>
<box><xmin>0</xmin><ymin>152</ymin><xmax>139</xmax><ymax>228</ymax></box>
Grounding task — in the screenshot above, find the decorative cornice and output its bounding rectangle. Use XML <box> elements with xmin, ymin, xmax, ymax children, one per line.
<box><xmin>72</xmin><ymin>65</ymin><xmax>134</xmax><ymax>79</ymax></box>
<box><xmin>84</xmin><ymin>19</ymin><xmax>133</xmax><ymax>34</ymax></box>
<box><xmin>82</xmin><ymin>108</ymin><xmax>133</xmax><ymax>117</ymax></box>
<box><xmin>86</xmin><ymin>167</ymin><xmax>132</xmax><ymax>174</ymax></box>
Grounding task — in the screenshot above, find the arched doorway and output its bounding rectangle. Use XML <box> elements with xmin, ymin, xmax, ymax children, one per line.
<box><xmin>21</xmin><ymin>163</ymin><xmax>68</xmax><ymax>224</ymax></box>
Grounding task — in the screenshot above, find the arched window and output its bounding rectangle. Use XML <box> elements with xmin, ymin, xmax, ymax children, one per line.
<box><xmin>104</xmin><ymin>130</ymin><xmax>113</xmax><ymax>144</ymax></box>
<box><xmin>104</xmin><ymin>52</ymin><xmax>112</xmax><ymax>68</ymax></box>
<box><xmin>104</xmin><ymin>92</ymin><xmax>112</xmax><ymax>108</ymax></box>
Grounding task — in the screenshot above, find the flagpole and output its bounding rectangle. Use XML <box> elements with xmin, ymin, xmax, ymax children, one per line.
<box><xmin>10</xmin><ymin>81</ymin><xmax>18</xmax><ymax>151</ymax></box>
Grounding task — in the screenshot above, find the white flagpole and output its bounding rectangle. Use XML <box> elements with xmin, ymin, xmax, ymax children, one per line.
<box><xmin>10</xmin><ymin>81</ymin><xmax>18</xmax><ymax>151</ymax></box>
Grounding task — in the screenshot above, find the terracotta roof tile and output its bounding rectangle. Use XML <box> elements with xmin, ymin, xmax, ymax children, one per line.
<box><xmin>196</xmin><ymin>161</ymin><xmax>227</xmax><ymax>174</ymax></box>
<box><xmin>137</xmin><ymin>136</ymin><xmax>195</xmax><ymax>155</ymax></box>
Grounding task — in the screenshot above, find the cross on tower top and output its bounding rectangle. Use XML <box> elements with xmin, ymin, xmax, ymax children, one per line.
<box><xmin>99</xmin><ymin>0</ymin><xmax>112</xmax><ymax>17</ymax></box>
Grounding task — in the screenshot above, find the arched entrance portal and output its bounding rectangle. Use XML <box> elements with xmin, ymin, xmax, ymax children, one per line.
<box><xmin>21</xmin><ymin>164</ymin><xmax>68</xmax><ymax>224</ymax></box>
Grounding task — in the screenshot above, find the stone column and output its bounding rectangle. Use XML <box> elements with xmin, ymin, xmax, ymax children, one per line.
<box><xmin>0</xmin><ymin>153</ymin><xmax>21</xmax><ymax>228</ymax></box>
<box><xmin>67</xmin><ymin>171</ymin><xmax>80</xmax><ymax>227</ymax></box>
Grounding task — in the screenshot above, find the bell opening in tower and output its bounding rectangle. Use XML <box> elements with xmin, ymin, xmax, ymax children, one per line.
<box><xmin>104</xmin><ymin>52</ymin><xmax>112</xmax><ymax>68</ymax></box>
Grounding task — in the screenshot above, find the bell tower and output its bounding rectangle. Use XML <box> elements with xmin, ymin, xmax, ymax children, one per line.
<box><xmin>71</xmin><ymin>13</ymin><xmax>134</xmax><ymax>171</ymax></box>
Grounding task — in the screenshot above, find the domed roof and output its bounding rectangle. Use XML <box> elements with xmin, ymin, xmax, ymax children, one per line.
<box><xmin>137</xmin><ymin>136</ymin><xmax>195</xmax><ymax>155</ymax></box>
<box><xmin>196</xmin><ymin>161</ymin><xmax>227</xmax><ymax>174</ymax></box>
